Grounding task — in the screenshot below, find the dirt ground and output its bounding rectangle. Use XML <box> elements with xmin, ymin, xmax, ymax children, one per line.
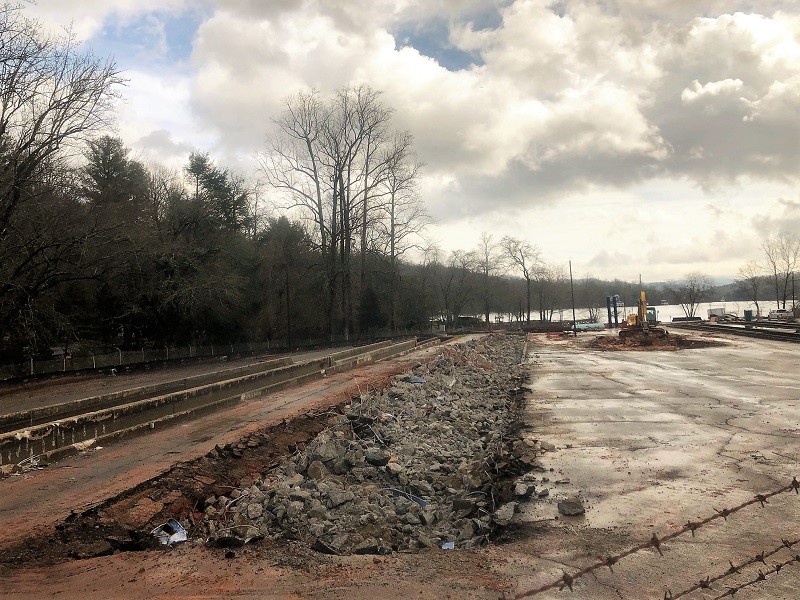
<box><xmin>2</xmin><ymin>331</ymin><xmax>799</xmax><ymax>599</ymax></box>
<box><xmin>0</xmin><ymin>347</ymin><xmax>423</xmax><ymax>551</ymax></box>
<box><xmin>585</xmin><ymin>330</ymin><xmax>726</xmax><ymax>351</ymax></box>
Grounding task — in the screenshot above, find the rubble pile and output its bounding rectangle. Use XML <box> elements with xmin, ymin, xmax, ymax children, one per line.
<box><xmin>588</xmin><ymin>333</ymin><xmax>723</xmax><ymax>351</ymax></box>
<box><xmin>199</xmin><ymin>334</ymin><xmax>533</xmax><ymax>555</ymax></box>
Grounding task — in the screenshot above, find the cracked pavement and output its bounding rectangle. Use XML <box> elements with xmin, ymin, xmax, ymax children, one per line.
<box><xmin>508</xmin><ymin>332</ymin><xmax>800</xmax><ymax>599</ymax></box>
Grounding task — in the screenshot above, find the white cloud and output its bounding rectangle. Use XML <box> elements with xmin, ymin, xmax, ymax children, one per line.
<box><xmin>24</xmin><ymin>0</ymin><xmax>187</xmax><ymax>38</ymax></box>
<box><xmin>15</xmin><ymin>0</ymin><xmax>800</xmax><ymax>279</ymax></box>
<box><xmin>681</xmin><ymin>79</ymin><xmax>744</xmax><ymax>103</ymax></box>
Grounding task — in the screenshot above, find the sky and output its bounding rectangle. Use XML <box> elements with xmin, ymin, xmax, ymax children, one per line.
<box><xmin>22</xmin><ymin>0</ymin><xmax>800</xmax><ymax>282</ymax></box>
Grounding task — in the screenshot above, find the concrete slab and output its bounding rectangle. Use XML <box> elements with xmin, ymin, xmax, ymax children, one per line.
<box><xmin>508</xmin><ymin>334</ymin><xmax>800</xmax><ymax>599</ymax></box>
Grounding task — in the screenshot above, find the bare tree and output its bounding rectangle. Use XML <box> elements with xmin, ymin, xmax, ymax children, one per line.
<box><xmin>437</xmin><ymin>250</ymin><xmax>477</xmax><ymax>327</ymax></box>
<box><xmin>577</xmin><ymin>274</ymin><xmax>604</xmax><ymax>322</ymax></box>
<box><xmin>348</xmin><ymin>86</ymin><xmax>393</xmax><ymax>294</ymax></box>
<box><xmin>146</xmin><ymin>163</ymin><xmax>184</xmax><ymax>229</ymax></box>
<box><xmin>539</xmin><ymin>263</ymin><xmax>568</xmax><ymax>321</ymax></box>
<box><xmin>475</xmin><ymin>232</ymin><xmax>505</xmax><ymax>326</ymax></box>
<box><xmin>666</xmin><ymin>272</ymin><xmax>714</xmax><ymax>318</ymax></box>
<box><xmin>259</xmin><ymin>90</ymin><xmax>336</xmax><ymax>335</ymax></box>
<box><xmin>500</xmin><ymin>236</ymin><xmax>541</xmax><ymax>324</ymax></box>
<box><xmin>373</xmin><ymin>132</ymin><xmax>427</xmax><ymax>332</ymax></box>
<box><xmin>736</xmin><ymin>260</ymin><xmax>764</xmax><ymax>317</ymax></box>
<box><xmin>260</xmin><ymin>91</ymin><xmax>328</xmax><ymax>249</ymax></box>
<box><xmin>417</xmin><ymin>240</ymin><xmax>440</xmax><ymax>330</ymax></box>
<box><xmin>762</xmin><ymin>233</ymin><xmax>800</xmax><ymax>309</ymax></box>
<box><xmin>260</xmin><ymin>86</ymin><xmax>418</xmax><ymax>338</ymax></box>
<box><xmin>0</xmin><ymin>7</ymin><xmax>123</xmax><ymax>331</ymax></box>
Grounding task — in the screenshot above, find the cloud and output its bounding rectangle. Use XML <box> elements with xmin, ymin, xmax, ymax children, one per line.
<box><xmin>15</xmin><ymin>0</ymin><xmax>800</xmax><ymax>280</ymax></box>
<box><xmin>24</xmin><ymin>0</ymin><xmax>188</xmax><ymax>39</ymax></box>
<box><xmin>132</xmin><ymin>129</ymin><xmax>194</xmax><ymax>164</ymax></box>
<box><xmin>752</xmin><ymin>195</ymin><xmax>800</xmax><ymax>238</ymax></box>
<box><xmin>681</xmin><ymin>79</ymin><xmax>744</xmax><ymax>104</ymax></box>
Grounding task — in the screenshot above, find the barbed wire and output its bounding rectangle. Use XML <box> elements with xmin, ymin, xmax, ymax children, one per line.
<box><xmin>513</xmin><ymin>477</ymin><xmax>799</xmax><ymax>599</ymax></box>
<box><xmin>666</xmin><ymin>538</ymin><xmax>800</xmax><ymax>599</ymax></box>
<box><xmin>711</xmin><ymin>553</ymin><xmax>800</xmax><ymax>599</ymax></box>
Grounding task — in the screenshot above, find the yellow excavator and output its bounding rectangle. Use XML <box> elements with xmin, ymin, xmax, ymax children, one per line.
<box><xmin>619</xmin><ymin>291</ymin><xmax>668</xmax><ymax>340</ymax></box>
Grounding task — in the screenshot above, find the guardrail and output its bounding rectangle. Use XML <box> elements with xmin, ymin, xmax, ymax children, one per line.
<box><xmin>669</xmin><ymin>321</ymin><xmax>800</xmax><ymax>343</ymax></box>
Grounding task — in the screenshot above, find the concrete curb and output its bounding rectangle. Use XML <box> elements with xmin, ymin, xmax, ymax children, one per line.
<box><xmin>0</xmin><ymin>338</ymin><xmax>424</xmax><ymax>472</ymax></box>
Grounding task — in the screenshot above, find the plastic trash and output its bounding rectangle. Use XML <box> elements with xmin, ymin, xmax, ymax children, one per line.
<box><xmin>151</xmin><ymin>519</ymin><xmax>187</xmax><ymax>546</ymax></box>
<box><xmin>381</xmin><ymin>487</ymin><xmax>428</xmax><ymax>508</ymax></box>
<box><xmin>441</xmin><ymin>541</ymin><xmax>455</xmax><ymax>550</ymax></box>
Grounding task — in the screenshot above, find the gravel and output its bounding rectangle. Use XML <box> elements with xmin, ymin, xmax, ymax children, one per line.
<box><xmin>200</xmin><ymin>334</ymin><xmax>537</xmax><ymax>554</ymax></box>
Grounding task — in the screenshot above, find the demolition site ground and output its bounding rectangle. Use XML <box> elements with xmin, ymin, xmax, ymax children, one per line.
<box><xmin>1</xmin><ymin>330</ymin><xmax>799</xmax><ymax>599</ymax></box>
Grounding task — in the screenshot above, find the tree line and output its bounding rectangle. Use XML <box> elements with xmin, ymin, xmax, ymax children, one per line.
<box><xmin>0</xmin><ymin>5</ymin><xmax>601</xmax><ymax>365</ymax></box>
<box><xmin>5</xmin><ymin>5</ymin><xmax>794</xmax><ymax>365</ymax></box>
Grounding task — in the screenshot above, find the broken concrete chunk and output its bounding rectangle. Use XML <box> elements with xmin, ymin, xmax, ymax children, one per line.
<box><xmin>326</xmin><ymin>490</ymin><xmax>355</xmax><ymax>509</ymax></box>
<box><xmin>246</xmin><ymin>503</ymin><xmax>263</xmax><ymax>519</ymax></box>
<box><xmin>285</xmin><ymin>500</ymin><xmax>305</xmax><ymax>519</ymax></box>
<box><xmin>364</xmin><ymin>447</ymin><xmax>390</xmax><ymax>467</ymax></box>
<box><xmin>420</xmin><ymin>508</ymin><xmax>438</xmax><ymax>526</ymax></box>
<box><xmin>514</xmin><ymin>482</ymin><xmax>536</xmax><ymax>499</ymax></box>
<box><xmin>306</xmin><ymin>460</ymin><xmax>328</xmax><ymax>480</ymax></box>
<box><xmin>309</xmin><ymin>437</ymin><xmax>345</xmax><ymax>464</ymax></box>
<box><xmin>329</xmin><ymin>457</ymin><xmax>352</xmax><ymax>475</ymax></box>
<box><xmin>452</xmin><ymin>497</ymin><xmax>478</xmax><ymax>515</ymax></box>
<box><xmin>557</xmin><ymin>496</ymin><xmax>585</xmax><ymax>516</ymax></box>
<box><xmin>289</xmin><ymin>488</ymin><xmax>311</xmax><ymax>501</ymax></box>
<box><xmin>385</xmin><ymin>461</ymin><xmax>404</xmax><ymax>476</ymax></box>
<box><xmin>284</xmin><ymin>473</ymin><xmax>304</xmax><ymax>487</ymax></box>
<box><xmin>492</xmin><ymin>502</ymin><xmax>517</xmax><ymax>526</ymax></box>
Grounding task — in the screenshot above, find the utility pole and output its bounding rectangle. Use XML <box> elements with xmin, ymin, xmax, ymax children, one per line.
<box><xmin>569</xmin><ymin>260</ymin><xmax>577</xmax><ymax>337</ymax></box>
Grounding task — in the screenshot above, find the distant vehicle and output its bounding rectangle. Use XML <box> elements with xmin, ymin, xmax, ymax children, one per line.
<box><xmin>768</xmin><ymin>309</ymin><xmax>793</xmax><ymax>321</ymax></box>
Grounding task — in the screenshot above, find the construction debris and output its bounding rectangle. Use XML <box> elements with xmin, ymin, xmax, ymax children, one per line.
<box><xmin>198</xmin><ymin>334</ymin><xmax>533</xmax><ymax>554</ymax></box>
<box><xmin>151</xmin><ymin>519</ymin><xmax>187</xmax><ymax>546</ymax></box>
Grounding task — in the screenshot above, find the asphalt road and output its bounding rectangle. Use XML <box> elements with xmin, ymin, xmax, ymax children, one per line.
<box><xmin>509</xmin><ymin>332</ymin><xmax>800</xmax><ymax>599</ymax></box>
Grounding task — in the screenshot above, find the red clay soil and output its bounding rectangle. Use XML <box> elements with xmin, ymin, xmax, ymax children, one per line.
<box><xmin>0</xmin><ymin>353</ymin><xmax>418</xmax><ymax>552</ymax></box>
<box><xmin>0</xmin><ymin>339</ymin><xmax>523</xmax><ymax>599</ymax></box>
<box><xmin>587</xmin><ymin>332</ymin><xmax>726</xmax><ymax>351</ymax></box>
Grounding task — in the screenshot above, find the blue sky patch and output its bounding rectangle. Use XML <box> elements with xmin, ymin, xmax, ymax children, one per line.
<box><xmin>393</xmin><ymin>3</ymin><xmax>507</xmax><ymax>71</ymax></box>
<box><xmin>86</xmin><ymin>6</ymin><xmax>207</xmax><ymax>70</ymax></box>
<box><xmin>395</xmin><ymin>17</ymin><xmax>480</xmax><ymax>71</ymax></box>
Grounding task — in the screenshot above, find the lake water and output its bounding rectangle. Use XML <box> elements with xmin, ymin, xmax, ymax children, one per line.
<box><xmin>489</xmin><ymin>300</ymin><xmax>791</xmax><ymax>324</ymax></box>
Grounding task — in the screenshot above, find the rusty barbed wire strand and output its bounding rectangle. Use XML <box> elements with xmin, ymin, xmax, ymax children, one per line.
<box><xmin>666</xmin><ymin>537</ymin><xmax>800</xmax><ymax>599</ymax></box>
<box><xmin>710</xmin><ymin>553</ymin><xmax>800</xmax><ymax>599</ymax></box>
<box><xmin>513</xmin><ymin>477</ymin><xmax>799</xmax><ymax>599</ymax></box>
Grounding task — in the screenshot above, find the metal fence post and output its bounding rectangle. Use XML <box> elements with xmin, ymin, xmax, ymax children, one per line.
<box><xmin>30</xmin><ymin>356</ymin><xmax>34</xmax><ymax>375</ymax></box>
